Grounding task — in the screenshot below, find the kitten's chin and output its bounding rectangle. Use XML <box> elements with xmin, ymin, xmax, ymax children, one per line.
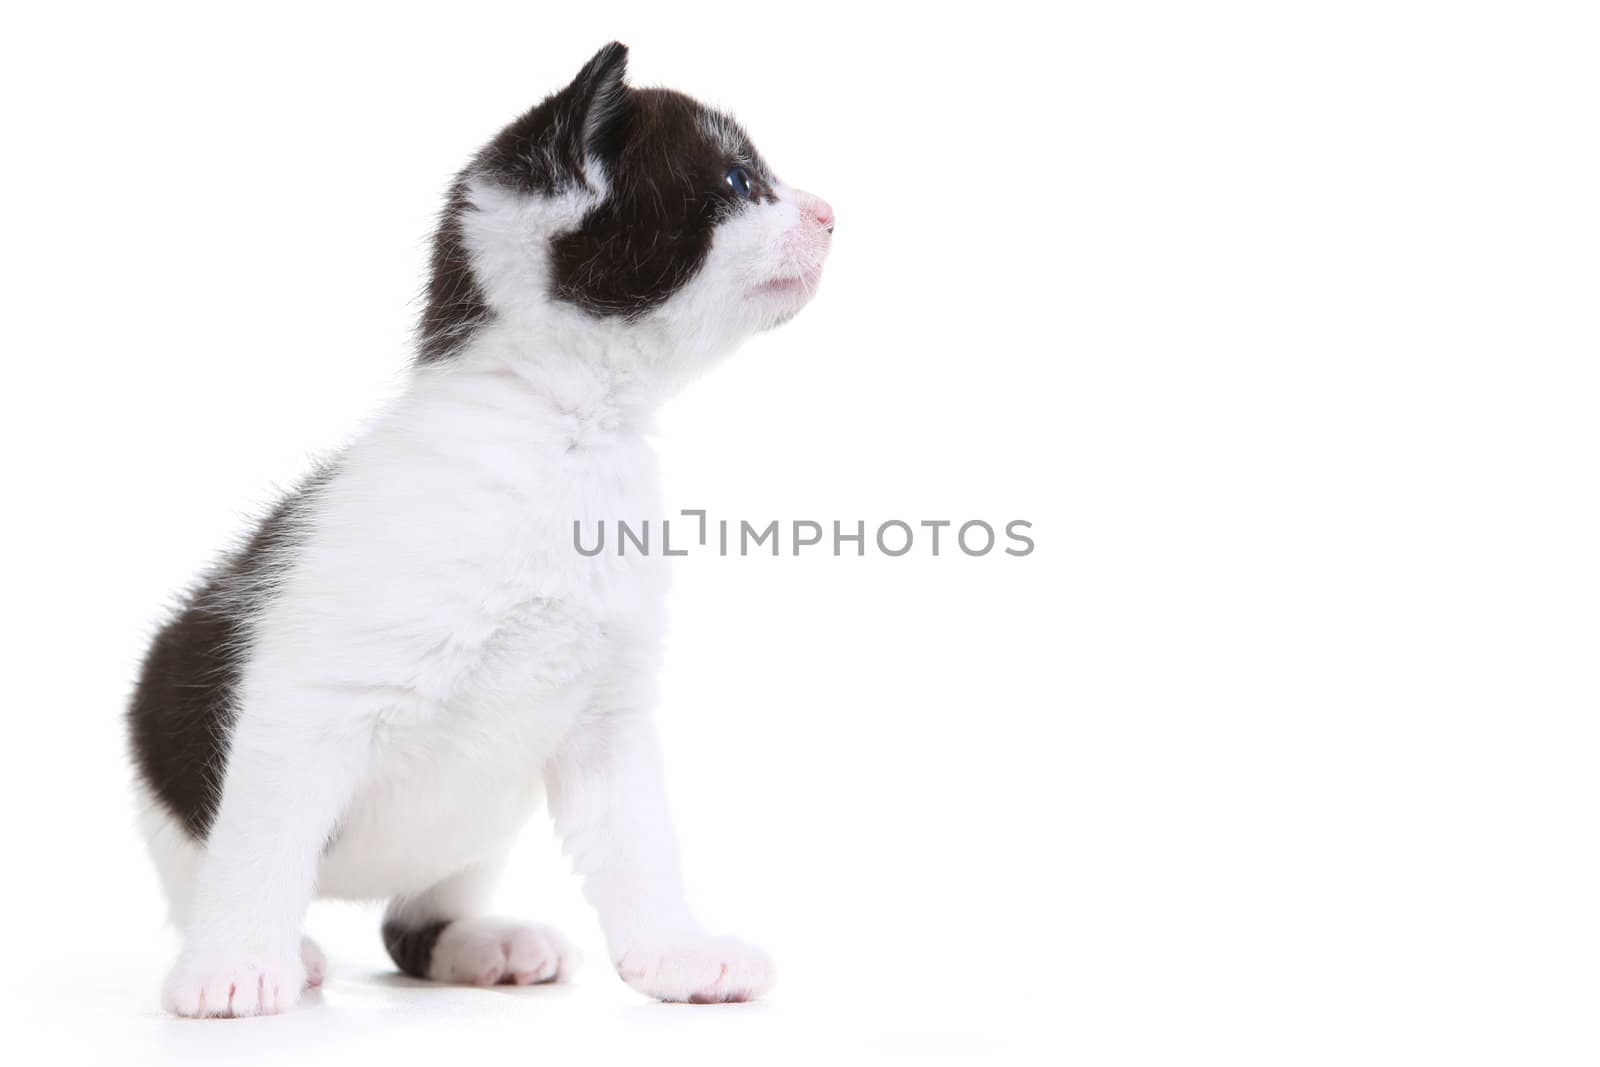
<box><xmin>753</xmin><ymin>264</ymin><xmax>823</xmax><ymax>297</ymax></box>
<box><xmin>749</xmin><ymin>266</ymin><xmax>823</xmax><ymax>327</ymax></box>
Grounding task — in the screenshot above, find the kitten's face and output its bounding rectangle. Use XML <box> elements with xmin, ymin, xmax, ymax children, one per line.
<box><xmin>420</xmin><ymin>43</ymin><xmax>833</xmax><ymax>369</ymax></box>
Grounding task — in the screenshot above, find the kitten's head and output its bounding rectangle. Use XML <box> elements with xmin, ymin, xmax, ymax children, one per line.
<box><xmin>420</xmin><ymin>42</ymin><xmax>833</xmax><ymax>371</ymax></box>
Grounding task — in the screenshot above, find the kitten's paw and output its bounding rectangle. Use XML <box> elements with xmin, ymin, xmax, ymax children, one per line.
<box><xmin>616</xmin><ymin>934</ymin><xmax>775</xmax><ymax>1003</ymax></box>
<box><xmin>162</xmin><ymin>948</ymin><xmax>306</xmax><ymax>1018</ymax></box>
<box><xmin>300</xmin><ymin>935</ymin><xmax>326</xmax><ymax>988</ymax></box>
<box><xmin>432</xmin><ymin>918</ymin><xmax>580</xmax><ymax>986</ymax></box>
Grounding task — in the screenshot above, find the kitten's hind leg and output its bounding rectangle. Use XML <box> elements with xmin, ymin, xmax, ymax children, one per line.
<box><xmin>138</xmin><ymin>787</ymin><xmax>328</xmax><ymax>989</ymax></box>
<box><xmin>161</xmin><ymin>686</ymin><xmax>369</xmax><ymax>1018</ymax></box>
<box><xmin>136</xmin><ymin>786</ymin><xmax>201</xmax><ymax>928</ymax></box>
<box><xmin>382</xmin><ymin>850</ymin><xmax>580</xmax><ymax>987</ymax></box>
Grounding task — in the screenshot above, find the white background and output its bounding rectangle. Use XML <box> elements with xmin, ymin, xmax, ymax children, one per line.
<box><xmin>2</xmin><ymin>2</ymin><xmax>1596</xmax><ymax>1063</ymax></box>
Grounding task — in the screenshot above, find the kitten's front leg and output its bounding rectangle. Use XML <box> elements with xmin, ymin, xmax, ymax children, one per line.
<box><xmin>548</xmin><ymin>712</ymin><xmax>775</xmax><ymax>1003</ymax></box>
<box><xmin>162</xmin><ymin>685</ymin><xmax>368</xmax><ymax>1018</ymax></box>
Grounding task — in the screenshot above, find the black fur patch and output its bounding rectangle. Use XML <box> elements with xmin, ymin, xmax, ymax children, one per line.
<box><xmin>416</xmin><ymin>179</ymin><xmax>490</xmax><ymax>364</ymax></box>
<box><xmin>474</xmin><ymin>40</ymin><xmax>633</xmax><ymax>198</ymax></box>
<box><xmin>548</xmin><ymin>87</ymin><xmax>773</xmax><ymax>319</ymax></box>
<box><xmin>126</xmin><ymin>467</ymin><xmax>332</xmax><ymax>839</ymax></box>
<box><xmin>383</xmin><ymin>919</ymin><xmax>450</xmax><ymax>980</ymax></box>
<box><xmin>415</xmin><ymin>42</ymin><xmax>776</xmax><ymax>362</ymax></box>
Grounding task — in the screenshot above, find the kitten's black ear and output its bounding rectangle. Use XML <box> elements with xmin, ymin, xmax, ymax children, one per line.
<box><xmin>557</xmin><ymin>42</ymin><xmax>631</xmax><ymax>161</ymax></box>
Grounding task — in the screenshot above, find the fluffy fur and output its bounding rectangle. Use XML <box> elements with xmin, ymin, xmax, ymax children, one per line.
<box><xmin>128</xmin><ymin>42</ymin><xmax>833</xmax><ymax>1017</ymax></box>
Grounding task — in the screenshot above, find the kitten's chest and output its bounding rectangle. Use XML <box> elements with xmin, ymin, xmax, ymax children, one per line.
<box><xmin>320</xmin><ymin>451</ymin><xmax>667</xmax><ymax>896</ymax></box>
<box><xmin>442</xmin><ymin>456</ymin><xmax>665</xmax><ymax>694</ymax></box>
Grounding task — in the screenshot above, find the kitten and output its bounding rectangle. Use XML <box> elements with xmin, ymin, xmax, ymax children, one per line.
<box><xmin>127</xmin><ymin>42</ymin><xmax>833</xmax><ymax>1017</ymax></box>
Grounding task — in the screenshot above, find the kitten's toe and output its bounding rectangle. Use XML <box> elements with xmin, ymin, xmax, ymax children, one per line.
<box><xmin>300</xmin><ymin>935</ymin><xmax>327</xmax><ymax>988</ymax></box>
<box><xmin>616</xmin><ymin>934</ymin><xmax>775</xmax><ymax>1004</ymax></box>
<box><xmin>503</xmin><ymin>923</ymin><xmax>580</xmax><ymax>984</ymax></box>
<box><xmin>162</xmin><ymin>948</ymin><xmax>306</xmax><ymax>1018</ymax></box>
<box><xmin>430</xmin><ymin>917</ymin><xmax>580</xmax><ymax>986</ymax></box>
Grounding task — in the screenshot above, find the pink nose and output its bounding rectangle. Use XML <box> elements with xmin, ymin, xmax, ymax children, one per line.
<box><xmin>796</xmin><ymin>191</ymin><xmax>835</xmax><ymax>234</ymax></box>
<box><xmin>813</xmin><ymin>198</ymin><xmax>836</xmax><ymax>234</ymax></box>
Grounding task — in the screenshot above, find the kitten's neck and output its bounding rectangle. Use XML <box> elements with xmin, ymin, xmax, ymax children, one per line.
<box><xmin>422</xmin><ymin>312</ymin><xmax>670</xmax><ymax>434</ymax></box>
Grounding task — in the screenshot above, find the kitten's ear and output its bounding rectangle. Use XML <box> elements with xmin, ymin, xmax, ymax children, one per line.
<box><xmin>556</xmin><ymin>42</ymin><xmax>631</xmax><ymax>161</ymax></box>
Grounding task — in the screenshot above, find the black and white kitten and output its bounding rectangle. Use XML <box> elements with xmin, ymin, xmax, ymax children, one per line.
<box><xmin>128</xmin><ymin>42</ymin><xmax>833</xmax><ymax>1017</ymax></box>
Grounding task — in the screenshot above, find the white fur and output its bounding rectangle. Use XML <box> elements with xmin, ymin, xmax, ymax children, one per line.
<box><xmin>150</xmin><ymin>160</ymin><xmax>830</xmax><ymax>1016</ymax></box>
<box><xmin>426</xmin><ymin>919</ymin><xmax>579</xmax><ymax>986</ymax></box>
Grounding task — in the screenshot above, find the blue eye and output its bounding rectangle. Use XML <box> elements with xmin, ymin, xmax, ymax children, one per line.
<box><xmin>725</xmin><ymin>166</ymin><xmax>753</xmax><ymax>200</ymax></box>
